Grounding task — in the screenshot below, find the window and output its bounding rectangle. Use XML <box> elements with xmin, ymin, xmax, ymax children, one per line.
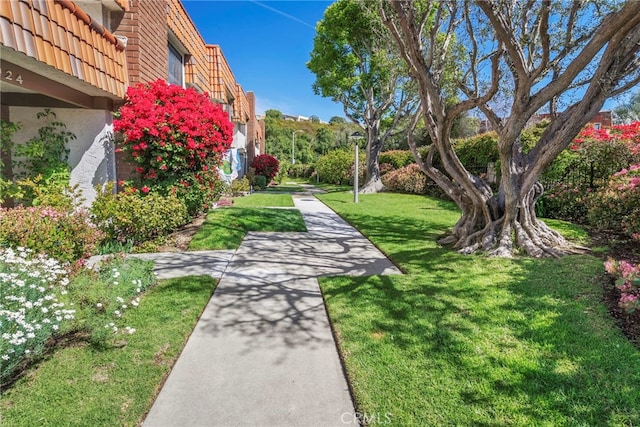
<box><xmin>593</xmin><ymin>122</ymin><xmax>601</xmax><ymax>130</ymax></box>
<box><xmin>168</xmin><ymin>43</ymin><xmax>184</xmax><ymax>87</ymax></box>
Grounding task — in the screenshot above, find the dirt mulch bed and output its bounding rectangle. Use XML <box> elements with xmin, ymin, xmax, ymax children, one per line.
<box><xmin>589</xmin><ymin>231</ymin><xmax>640</xmax><ymax>349</ymax></box>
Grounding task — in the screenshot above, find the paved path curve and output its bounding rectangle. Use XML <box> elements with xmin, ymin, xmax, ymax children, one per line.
<box><xmin>142</xmin><ymin>194</ymin><xmax>401</xmax><ymax>427</ymax></box>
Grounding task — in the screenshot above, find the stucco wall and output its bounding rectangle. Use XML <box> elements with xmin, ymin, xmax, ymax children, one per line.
<box><xmin>9</xmin><ymin>107</ymin><xmax>116</xmax><ymax>207</ymax></box>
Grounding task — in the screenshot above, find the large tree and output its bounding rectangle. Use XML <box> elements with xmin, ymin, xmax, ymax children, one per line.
<box><xmin>378</xmin><ymin>0</ymin><xmax>640</xmax><ymax>257</ymax></box>
<box><xmin>308</xmin><ymin>0</ymin><xmax>418</xmax><ymax>193</ymax></box>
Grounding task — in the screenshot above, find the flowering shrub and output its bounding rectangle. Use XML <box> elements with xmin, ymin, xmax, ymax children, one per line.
<box><xmin>114</xmin><ymin>79</ymin><xmax>233</xmax><ymax>181</ymax></box>
<box><xmin>537</xmin><ymin>182</ymin><xmax>591</xmax><ymax>223</ymax></box>
<box><xmin>382</xmin><ymin>164</ymin><xmax>427</xmax><ymax>194</ymax></box>
<box><xmin>91</xmin><ymin>182</ymin><xmax>189</xmax><ymax>245</ymax></box>
<box><xmin>0</xmin><ymin>247</ymin><xmax>75</xmax><ymax>384</ymax></box>
<box><xmin>604</xmin><ymin>258</ymin><xmax>640</xmax><ymax>313</ymax></box>
<box><xmin>251</xmin><ymin>154</ymin><xmax>279</xmax><ymax>181</ymax></box>
<box><xmin>379</xmin><ymin>162</ymin><xmax>395</xmax><ymax>176</ymax></box>
<box><xmin>586</xmin><ymin>163</ymin><xmax>640</xmax><ymax>238</ymax></box>
<box><xmin>0</xmin><ymin>206</ymin><xmax>103</xmax><ymax>265</ymax></box>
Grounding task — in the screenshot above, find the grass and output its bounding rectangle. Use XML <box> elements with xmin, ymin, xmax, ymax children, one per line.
<box><xmin>232</xmin><ymin>193</ymin><xmax>294</xmax><ymax>207</ymax></box>
<box><xmin>541</xmin><ymin>218</ymin><xmax>591</xmax><ymax>246</ymax></box>
<box><xmin>317</xmin><ymin>191</ymin><xmax>640</xmax><ymax>426</ymax></box>
<box><xmin>0</xmin><ymin>275</ymin><xmax>217</xmax><ymax>426</ymax></box>
<box><xmin>188</xmin><ymin>207</ymin><xmax>307</xmax><ymax>250</ymax></box>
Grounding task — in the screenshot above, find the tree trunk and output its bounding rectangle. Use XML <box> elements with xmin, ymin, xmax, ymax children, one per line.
<box><xmin>441</xmin><ymin>172</ymin><xmax>586</xmax><ymax>258</ymax></box>
<box><xmin>360</xmin><ymin>135</ymin><xmax>385</xmax><ymax>194</ymax></box>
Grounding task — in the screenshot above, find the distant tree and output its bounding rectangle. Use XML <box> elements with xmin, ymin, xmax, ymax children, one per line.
<box><xmin>315</xmin><ymin>127</ymin><xmax>334</xmax><ymax>155</ymax></box>
<box><xmin>265</xmin><ymin>109</ymin><xmax>283</xmax><ymax>120</ymax></box>
<box><xmin>309</xmin><ymin>115</ymin><xmax>321</xmax><ymax>123</ymax></box>
<box><xmin>614</xmin><ymin>90</ymin><xmax>640</xmax><ymax>124</ymax></box>
<box><xmin>308</xmin><ymin>0</ymin><xmax>419</xmax><ymax>193</ymax></box>
<box><xmin>329</xmin><ymin>116</ymin><xmax>346</xmax><ymax>125</ymax></box>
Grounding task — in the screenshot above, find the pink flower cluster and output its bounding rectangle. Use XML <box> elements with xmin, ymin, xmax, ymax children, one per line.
<box><xmin>604</xmin><ymin>258</ymin><xmax>640</xmax><ymax>313</ymax></box>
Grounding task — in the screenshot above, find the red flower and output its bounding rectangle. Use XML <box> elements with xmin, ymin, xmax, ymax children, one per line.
<box><xmin>113</xmin><ymin>79</ymin><xmax>234</xmax><ymax>179</ymax></box>
<box><xmin>141</xmin><ymin>186</ymin><xmax>150</xmax><ymax>194</ymax></box>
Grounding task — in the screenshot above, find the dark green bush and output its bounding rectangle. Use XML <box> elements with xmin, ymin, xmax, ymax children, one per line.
<box><xmin>253</xmin><ymin>175</ymin><xmax>267</xmax><ymax>189</ymax></box>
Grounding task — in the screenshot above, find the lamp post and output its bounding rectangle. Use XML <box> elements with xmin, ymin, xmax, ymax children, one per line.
<box><xmin>292</xmin><ymin>130</ymin><xmax>302</xmax><ymax>165</ymax></box>
<box><xmin>350</xmin><ymin>131</ymin><xmax>364</xmax><ymax>203</ymax></box>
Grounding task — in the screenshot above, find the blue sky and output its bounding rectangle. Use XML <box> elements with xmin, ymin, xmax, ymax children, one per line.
<box><xmin>182</xmin><ymin>0</ymin><xmax>343</xmax><ymax>122</ymax></box>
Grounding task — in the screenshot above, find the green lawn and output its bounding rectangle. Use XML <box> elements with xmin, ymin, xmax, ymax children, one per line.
<box><xmin>188</xmin><ymin>207</ymin><xmax>307</xmax><ymax>250</ymax></box>
<box><xmin>232</xmin><ymin>193</ymin><xmax>295</xmax><ymax>207</ymax></box>
<box><xmin>317</xmin><ymin>192</ymin><xmax>640</xmax><ymax>426</ymax></box>
<box><xmin>0</xmin><ymin>275</ymin><xmax>217</xmax><ymax>426</ymax></box>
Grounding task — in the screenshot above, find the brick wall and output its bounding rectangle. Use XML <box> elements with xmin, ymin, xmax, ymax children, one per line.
<box><xmin>115</xmin><ymin>0</ymin><xmax>169</xmax><ymax>85</ymax></box>
<box><xmin>246</xmin><ymin>91</ymin><xmax>265</xmax><ymax>160</ymax></box>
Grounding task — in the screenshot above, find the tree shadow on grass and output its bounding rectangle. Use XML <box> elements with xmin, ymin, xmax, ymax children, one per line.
<box><xmin>320</xmin><ymin>253</ymin><xmax>640</xmax><ymax>425</ymax></box>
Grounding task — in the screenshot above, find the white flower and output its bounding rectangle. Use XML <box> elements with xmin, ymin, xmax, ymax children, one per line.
<box><xmin>96</xmin><ymin>303</ymin><xmax>103</xmax><ymax>308</ymax></box>
<box><xmin>1</xmin><ymin>354</ymin><xmax>9</xmax><ymax>361</ymax></box>
<box><xmin>124</xmin><ymin>326</ymin><xmax>136</xmax><ymax>334</ymax></box>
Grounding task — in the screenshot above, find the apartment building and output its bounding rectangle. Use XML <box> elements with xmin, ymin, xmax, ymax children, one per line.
<box><xmin>0</xmin><ymin>0</ymin><xmax>264</xmax><ymax>204</ymax></box>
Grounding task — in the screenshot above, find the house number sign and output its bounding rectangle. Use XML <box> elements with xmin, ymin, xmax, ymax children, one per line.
<box><xmin>0</xmin><ymin>68</ymin><xmax>24</xmax><ymax>85</ymax></box>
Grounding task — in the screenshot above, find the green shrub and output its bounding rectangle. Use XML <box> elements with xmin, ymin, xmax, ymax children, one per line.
<box><xmin>379</xmin><ymin>150</ymin><xmax>415</xmax><ymax>169</ymax></box>
<box><xmin>287</xmin><ymin>163</ymin><xmax>314</xmax><ymax>178</ymax></box>
<box><xmin>0</xmin><ymin>206</ymin><xmax>103</xmax><ymax>264</ymax></box>
<box><xmin>586</xmin><ymin>164</ymin><xmax>640</xmax><ymax>239</ymax></box>
<box><xmin>316</xmin><ymin>149</ymin><xmax>362</xmax><ymax>185</ymax></box>
<box><xmin>453</xmin><ymin>132</ymin><xmax>499</xmax><ymax>170</ymax></box>
<box><xmin>91</xmin><ymin>183</ymin><xmax>189</xmax><ymax>246</ymax></box>
<box><xmin>231</xmin><ymin>177</ymin><xmax>250</xmax><ymax>194</ymax></box>
<box><xmin>253</xmin><ymin>175</ymin><xmax>267</xmax><ymax>189</ymax></box>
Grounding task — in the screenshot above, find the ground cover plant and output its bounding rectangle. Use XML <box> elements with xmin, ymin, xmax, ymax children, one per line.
<box><xmin>0</xmin><ymin>275</ymin><xmax>216</xmax><ymax>425</ymax></box>
<box><xmin>188</xmin><ymin>207</ymin><xmax>307</xmax><ymax>251</ymax></box>
<box><xmin>317</xmin><ymin>191</ymin><xmax>640</xmax><ymax>426</ymax></box>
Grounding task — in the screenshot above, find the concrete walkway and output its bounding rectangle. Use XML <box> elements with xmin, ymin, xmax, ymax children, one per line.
<box><xmin>141</xmin><ymin>193</ymin><xmax>401</xmax><ymax>427</ymax></box>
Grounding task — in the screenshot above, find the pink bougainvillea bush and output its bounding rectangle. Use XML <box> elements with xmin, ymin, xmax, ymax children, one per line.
<box><xmin>113</xmin><ymin>79</ymin><xmax>233</xmax><ymax>216</ymax></box>
<box><xmin>114</xmin><ymin>79</ymin><xmax>233</xmax><ymax>178</ymax></box>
